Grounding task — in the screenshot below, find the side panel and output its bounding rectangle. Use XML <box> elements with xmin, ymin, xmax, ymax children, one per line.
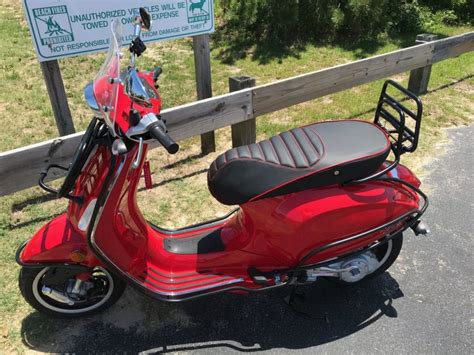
<box><xmin>239</xmin><ymin>177</ymin><xmax>419</xmax><ymax>267</ymax></box>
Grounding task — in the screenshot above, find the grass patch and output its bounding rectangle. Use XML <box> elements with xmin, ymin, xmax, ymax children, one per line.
<box><xmin>0</xmin><ymin>0</ymin><xmax>473</xmax><ymax>351</ymax></box>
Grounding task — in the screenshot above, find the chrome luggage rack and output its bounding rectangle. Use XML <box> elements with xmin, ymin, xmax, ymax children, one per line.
<box><xmin>351</xmin><ymin>79</ymin><xmax>424</xmax><ymax>184</ymax></box>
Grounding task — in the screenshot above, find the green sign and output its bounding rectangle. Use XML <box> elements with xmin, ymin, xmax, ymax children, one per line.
<box><xmin>23</xmin><ymin>0</ymin><xmax>215</xmax><ymax>62</ymax></box>
<box><xmin>187</xmin><ymin>0</ymin><xmax>210</xmax><ymax>23</ymax></box>
<box><xmin>33</xmin><ymin>6</ymin><xmax>74</xmax><ymax>46</ymax></box>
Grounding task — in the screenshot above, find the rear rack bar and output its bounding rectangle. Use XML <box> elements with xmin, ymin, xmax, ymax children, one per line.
<box><xmin>348</xmin><ymin>80</ymin><xmax>423</xmax><ymax>184</ymax></box>
<box><xmin>375</xmin><ymin>80</ymin><xmax>423</xmax><ymax>154</ymax></box>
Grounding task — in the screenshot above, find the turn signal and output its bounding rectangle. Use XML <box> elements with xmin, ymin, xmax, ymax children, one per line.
<box><xmin>70</xmin><ymin>250</ymin><xmax>86</xmax><ymax>263</ymax></box>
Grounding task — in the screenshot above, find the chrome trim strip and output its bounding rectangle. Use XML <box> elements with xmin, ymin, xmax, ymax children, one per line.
<box><xmin>143</xmin><ymin>277</ymin><xmax>245</xmax><ymax>297</ymax></box>
<box><xmin>144</xmin><ymin>271</ymin><xmax>225</xmax><ymax>284</ymax></box>
<box><xmin>78</xmin><ymin>199</ymin><xmax>97</xmax><ymax>232</ymax></box>
<box><xmin>146</xmin><ymin>267</ymin><xmax>206</xmax><ymax>279</ymax></box>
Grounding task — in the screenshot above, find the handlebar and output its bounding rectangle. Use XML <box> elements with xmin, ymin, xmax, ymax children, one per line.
<box><xmin>149</xmin><ymin>123</ymin><xmax>179</xmax><ymax>154</ymax></box>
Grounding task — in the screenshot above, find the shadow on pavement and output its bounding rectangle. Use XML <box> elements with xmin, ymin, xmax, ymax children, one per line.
<box><xmin>21</xmin><ymin>273</ymin><xmax>403</xmax><ymax>353</ymax></box>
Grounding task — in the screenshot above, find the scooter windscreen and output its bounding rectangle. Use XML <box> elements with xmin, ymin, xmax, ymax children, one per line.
<box><xmin>92</xmin><ymin>20</ymin><xmax>122</xmax><ymax>137</ymax></box>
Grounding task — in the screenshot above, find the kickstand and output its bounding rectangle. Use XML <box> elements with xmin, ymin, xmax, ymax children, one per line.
<box><xmin>283</xmin><ymin>286</ymin><xmax>329</xmax><ymax>323</ymax></box>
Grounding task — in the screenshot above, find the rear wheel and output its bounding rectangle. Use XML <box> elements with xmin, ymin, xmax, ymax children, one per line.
<box><xmin>331</xmin><ymin>233</ymin><xmax>403</xmax><ymax>285</ymax></box>
<box><xmin>19</xmin><ymin>266</ymin><xmax>126</xmax><ymax>318</ymax></box>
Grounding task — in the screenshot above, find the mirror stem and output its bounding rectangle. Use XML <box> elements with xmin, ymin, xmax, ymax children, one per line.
<box><xmin>133</xmin><ymin>22</ymin><xmax>142</xmax><ymax>38</ymax></box>
<box><xmin>130</xmin><ymin>22</ymin><xmax>142</xmax><ymax>68</ymax></box>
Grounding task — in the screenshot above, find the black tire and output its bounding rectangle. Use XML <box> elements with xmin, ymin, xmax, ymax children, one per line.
<box><xmin>19</xmin><ymin>266</ymin><xmax>126</xmax><ymax>318</ymax></box>
<box><xmin>330</xmin><ymin>233</ymin><xmax>403</xmax><ymax>285</ymax></box>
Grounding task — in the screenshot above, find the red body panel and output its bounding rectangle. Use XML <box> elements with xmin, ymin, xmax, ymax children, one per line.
<box><xmin>20</xmin><ymin>214</ymin><xmax>86</xmax><ymax>264</ymax></box>
<box><xmin>19</xmin><ymin>140</ymin><xmax>420</xmax><ymax>296</ymax></box>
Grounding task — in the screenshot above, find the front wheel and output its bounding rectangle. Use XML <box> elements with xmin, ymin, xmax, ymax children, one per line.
<box><xmin>19</xmin><ymin>266</ymin><xmax>126</xmax><ymax>318</ymax></box>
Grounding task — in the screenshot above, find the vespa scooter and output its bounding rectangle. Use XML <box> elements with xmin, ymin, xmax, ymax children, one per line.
<box><xmin>16</xmin><ymin>9</ymin><xmax>429</xmax><ymax>317</ymax></box>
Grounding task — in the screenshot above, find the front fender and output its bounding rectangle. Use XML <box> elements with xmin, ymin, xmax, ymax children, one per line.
<box><xmin>17</xmin><ymin>214</ymin><xmax>99</xmax><ymax>267</ymax></box>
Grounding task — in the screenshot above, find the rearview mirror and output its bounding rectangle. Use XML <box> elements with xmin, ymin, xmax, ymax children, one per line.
<box><xmin>125</xmin><ymin>68</ymin><xmax>152</xmax><ymax>107</ymax></box>
<box><xmin>139</xmin><ymin>8</ymin><xmax>151</xmax><ymax>31</ymax></box>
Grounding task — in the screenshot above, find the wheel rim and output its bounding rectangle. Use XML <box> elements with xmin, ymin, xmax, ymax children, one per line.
<box><xmin>32</xmin><ymin>267</ymin><xmax>115</xmax><ymax>314</ymax></box>
<box><xmin>339</xmin><ymin>240</ymin><xmax>394</xmax><ymax>283</ymax></box>
<box><xmin>373</xmin><ymin>240</ymin><xmax>393</xmax><ymax>268</ymax></box>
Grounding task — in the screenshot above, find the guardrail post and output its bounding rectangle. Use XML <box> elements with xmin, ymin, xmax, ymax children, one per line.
<box><xmin>230</xmin><ymin>76</ymin><xmax>256</xmax><ymax>147</ymax></box>
<box><xmin>193</xmin><ymin>34</ymin><xmax>216</xmax><ymax>155</ymax></box>
<box><xmin>40</xmin><ymin>60</ymin><xmax>75</xmax><ymax>136</ymax></box>
<box><xmin>408</xmin><ymin>34</ymin><xmax>438</xmax><ymax>95</ymax></box>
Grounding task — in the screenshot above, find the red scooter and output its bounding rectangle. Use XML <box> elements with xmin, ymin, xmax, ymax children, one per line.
<box><xmin>17</xmin><ymin>9</ymin><xmax>429</xmax><ymax>318</ymax></box>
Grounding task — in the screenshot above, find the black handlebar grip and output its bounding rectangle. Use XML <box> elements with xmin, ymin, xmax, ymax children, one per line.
<box><xmin>153</xmin><ymin>66</ymin><xmax>163</xmax><ymax>82</ymax></box>
<box><xmin>149</xmin><ymin>123</ymin><xmax>179</xmax><ymax>154</ymax></box>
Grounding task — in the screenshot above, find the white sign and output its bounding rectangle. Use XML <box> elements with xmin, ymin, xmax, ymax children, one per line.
<box><xmin>22</xmin><ymin>0</ymin><xmax>214</xmax><ymax>62</ymax></box>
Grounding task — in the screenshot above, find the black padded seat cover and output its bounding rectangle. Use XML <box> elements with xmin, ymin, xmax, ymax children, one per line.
<box><xmin>208</xmin><ymin>120</ymin><xmax>390</xmax><ymax>205</ymax></box>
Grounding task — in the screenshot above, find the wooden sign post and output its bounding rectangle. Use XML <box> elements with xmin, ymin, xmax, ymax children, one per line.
<box><xmin>40</xmin><ymin>60</ymin><xmax>75</xmax><ymax>136</ymax></box>
<box><xmin>193</xmin><ymin>34</ymin><xmax>216</xmax><ymax>154</ymax></box>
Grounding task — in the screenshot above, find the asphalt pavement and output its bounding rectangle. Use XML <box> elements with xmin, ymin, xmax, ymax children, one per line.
<box><xmin>20</xmin><ymin>125</ymin><xmax>473</xmax><ymax>354</ymax></box>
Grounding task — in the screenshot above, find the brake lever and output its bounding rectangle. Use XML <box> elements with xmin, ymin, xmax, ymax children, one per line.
<box><xmin>132</xmin><ymin>137</ymin><xmax>144</xmax><ymax>170</ymax></box>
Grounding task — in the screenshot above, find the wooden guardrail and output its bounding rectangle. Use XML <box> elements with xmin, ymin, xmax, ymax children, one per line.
<box><xmin>0</xmin><ymin>32</ymin><xmax>473</xmax><ymax>196</ymax></box>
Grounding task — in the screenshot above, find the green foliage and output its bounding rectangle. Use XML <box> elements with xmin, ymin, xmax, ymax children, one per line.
<box><xmin>388</xmin><ymin>1</ymin><xmax>424</xmax><ymax>34</ymax></box>
<box><xmin>418</xmin><ymin>0</ymin><xmax>473</xmax><ymax>29</ymax></box>
<box><xmin>419</xmin><ymin>0</ymin><xmax>473</xmax><ymax>17</ymax></box>
<box><xmin>214</xmin><ymin>0</ymin><xmax>472</xmax><ymax>62</ymax></box>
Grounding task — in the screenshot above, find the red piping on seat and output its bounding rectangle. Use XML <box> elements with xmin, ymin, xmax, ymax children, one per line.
<box><xmin>248</xmin><ymin>122</ymin><xmax>391</xmax><ymax>202</ymax></box>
